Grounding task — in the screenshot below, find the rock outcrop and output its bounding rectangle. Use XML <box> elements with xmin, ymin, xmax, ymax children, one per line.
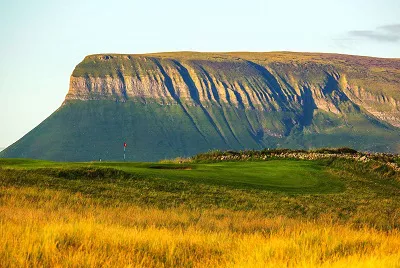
<box><xmin>2</xmin><ymin>52</ymin><xmax>400</xmax><ymax>161</ymax></box>
<box><xmin>67</xmin><ymin>52</ymin><xmax>400</xmax><ymax>128</ymax></box>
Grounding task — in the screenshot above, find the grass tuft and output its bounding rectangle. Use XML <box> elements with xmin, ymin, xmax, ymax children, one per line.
<box><xmin>1</xmin><ymin>151</ymin><xmax>400</xmax><ymax>266</ymax></box>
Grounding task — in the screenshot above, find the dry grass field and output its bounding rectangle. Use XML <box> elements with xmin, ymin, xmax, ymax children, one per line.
<box><xmin>1</xmin><ymin>156</ymin><xmax>400</xmax><ymax>267</ymax></box>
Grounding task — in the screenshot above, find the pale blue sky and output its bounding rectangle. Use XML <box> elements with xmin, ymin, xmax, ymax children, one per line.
<box><xmin>1</xmin><ymin>0</ymin><xmax>399</xmax><ymax>148</ymax></box>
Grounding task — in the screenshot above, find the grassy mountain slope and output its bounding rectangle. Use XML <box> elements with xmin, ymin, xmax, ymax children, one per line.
<box><xmin>2</xmin><ymin>99</ymin><xmax>399</xmax><ymax>161</ymax></box>
<box><xmin>1</xmin><ymin>52</ymin><xmax>400</xmax><ymax>161</ymax></box>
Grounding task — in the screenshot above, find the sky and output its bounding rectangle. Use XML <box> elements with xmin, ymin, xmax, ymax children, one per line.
<box><xmin>0</xmin><ymin>0</ymin><xmax>399</xmax><ymax>148</ymax></box>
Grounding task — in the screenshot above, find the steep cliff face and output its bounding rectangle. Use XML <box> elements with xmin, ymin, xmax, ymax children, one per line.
<box><xmin>2</xmin><ymin>52</ymin><xmax>400</xmax><ymax>161</ymax></box>
<box><xmin>67</xmin><ymin>53</ymin><xmax>400</xmax><ymax>127</ymax></box>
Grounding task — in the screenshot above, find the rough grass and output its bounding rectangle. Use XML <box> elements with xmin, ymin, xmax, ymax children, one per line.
<box><xmin>1</xmin><ymin>157</ymin><xmax>400</xmax><ymax>267</ymax></box>
<box><xmin>2</xmin><ymin>189</ymin><xmax>400</xmax><ymax>267</ymax></box>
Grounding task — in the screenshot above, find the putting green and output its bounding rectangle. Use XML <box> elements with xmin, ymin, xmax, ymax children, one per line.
<box><xmin>95</xmin><ymin>160</ymin><xmax>344</xmax><ymax>194</ymax></box>
<box><xmin>0</xmin><ymin>159</ymin><xmax>344</xmax><ymax>194</ymax></box>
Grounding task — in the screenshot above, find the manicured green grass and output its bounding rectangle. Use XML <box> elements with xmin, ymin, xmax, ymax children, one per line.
<box><xmin>0</xmin><ymin>159</ymin><xmax>343</xmax><ymax>194</ymax></box>
<box><xmin>101</xmin><ymin>160</ymin><xmax>344</xmax><ymax>193</ymax></box>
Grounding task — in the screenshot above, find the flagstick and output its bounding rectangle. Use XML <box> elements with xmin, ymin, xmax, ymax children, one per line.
<box><xmin>124</xmin><ymin>146</ymin><xmax>126</xmax><ymax>161</ymax></box>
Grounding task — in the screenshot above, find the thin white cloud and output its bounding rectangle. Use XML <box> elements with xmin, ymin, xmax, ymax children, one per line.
<box><xmin>348</xmin><ymin>24</ymin><xmax>400</xmax><ymax>42</ymax></box>
<box><xmin>378</xmin><ymin>24</ymin><xmax>400</xmax><ymax>33</ymax></box>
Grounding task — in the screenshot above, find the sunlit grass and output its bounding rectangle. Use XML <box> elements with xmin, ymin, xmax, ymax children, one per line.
<box><xmin>1</xmin><ymin>157</ymin><xmax>400</xmax><ymax>267</ymax></box>
<box><xmin>1</xmin><ymin>186</ymin><xmax>400</xmax><ymax>267</ymax></box>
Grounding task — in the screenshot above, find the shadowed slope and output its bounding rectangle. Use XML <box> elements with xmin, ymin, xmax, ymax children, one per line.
<box><xmin>1</xmin><ymin>52</ymin><xmax>400</xmax><ymax>161</ymax></box>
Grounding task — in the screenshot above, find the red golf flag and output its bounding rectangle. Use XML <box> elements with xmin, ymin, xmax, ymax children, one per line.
<box><xmin>124</xmin><ymin>142</ymin><xmax>127</xmax><ymax>147</ymax></box>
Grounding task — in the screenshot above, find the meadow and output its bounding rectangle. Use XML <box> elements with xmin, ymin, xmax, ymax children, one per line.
<box><xmin>1</xmin><ymin>154</ymin><xmax>400</xmax><ymax>267</ymax></box>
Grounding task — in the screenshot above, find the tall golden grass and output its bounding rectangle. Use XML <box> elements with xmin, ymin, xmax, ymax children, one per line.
<box><xmin>1</xmin><ymin>186</ymin><xmax>400</xmax><ymax>267</ymax></box>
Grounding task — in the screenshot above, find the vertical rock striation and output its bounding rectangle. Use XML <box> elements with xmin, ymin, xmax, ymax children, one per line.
<box><xmin>2</xmin><ymin>52</ymin><xmax>400</xmax><ymax>161</ymax></box>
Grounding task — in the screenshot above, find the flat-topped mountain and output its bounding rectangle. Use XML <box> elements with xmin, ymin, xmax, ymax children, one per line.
<box><xmin>2</xmin><ymin>52</ymin><xmax>400</xmax><ymax>161</ymax></box>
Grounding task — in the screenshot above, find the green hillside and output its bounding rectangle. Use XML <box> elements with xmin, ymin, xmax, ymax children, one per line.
<box><xmin>1</xmin><ymin>52</ymin><xmax>400</xmax><ymax>161</ymax></box>
<box><xmin>1</xmin><ymin>99</ymin><xmax>399</xmax><ymax>161</ymax></box>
